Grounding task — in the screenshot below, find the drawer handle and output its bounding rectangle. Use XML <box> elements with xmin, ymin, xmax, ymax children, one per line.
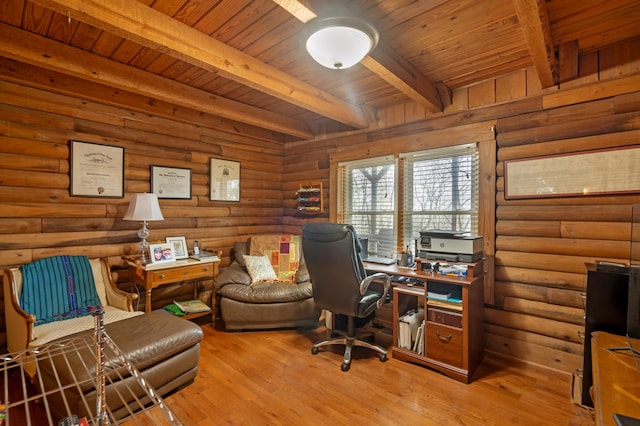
<box><xmin>159</xmin><ymin>274</ymin><xmax>166</xmax><ymax>279</ymax></box>
<box><xmin>435</xmin><ymin>330</ymin><xmax>452</xmax><ymax>342</ymax></box>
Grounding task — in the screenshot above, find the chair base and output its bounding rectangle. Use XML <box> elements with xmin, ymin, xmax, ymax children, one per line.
<box><xmin>311</xmin><ymin>334</ymin><xmax>388</xmax><ymax>371</ymax></box>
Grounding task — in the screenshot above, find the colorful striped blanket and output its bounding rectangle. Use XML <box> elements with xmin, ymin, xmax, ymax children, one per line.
<box><xmin>19</xmin><ymin>255</ymin><xmax>102</xmax><ymax>325</ymax></box>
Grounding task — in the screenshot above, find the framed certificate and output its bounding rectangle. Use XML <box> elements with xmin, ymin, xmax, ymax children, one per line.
<box><xmin>210</xmin><ymin>158</ymin><xmax>240</xmax><ymax>202</ymax></box>
<box><xmin>70</xmin><ymin>140</ymin><xmax>124</xmax><ymax>198</ymax></box>
<box><xmin>151</xmin><ymin>165</ymin><xmax>192</xmax><ymax>199</ymax></box>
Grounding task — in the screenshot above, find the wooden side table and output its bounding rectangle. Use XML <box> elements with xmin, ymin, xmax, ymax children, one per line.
<box><xmin>123</xmin><ymin>256</ymin><xmax>220</xmax><ymax>319</ymax></box>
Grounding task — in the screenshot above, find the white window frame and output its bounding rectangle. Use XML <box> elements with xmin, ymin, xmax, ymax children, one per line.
<box><xmin>337</xmin><ymin>144</ymin><xmax>479</xmax><ymax>256</ymax></box>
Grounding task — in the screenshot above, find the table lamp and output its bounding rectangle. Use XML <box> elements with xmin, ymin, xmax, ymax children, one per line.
<box><xmin>123</xmin><ymin>193</ymin><xmax>164</xmax><ymax>263</ymax></box>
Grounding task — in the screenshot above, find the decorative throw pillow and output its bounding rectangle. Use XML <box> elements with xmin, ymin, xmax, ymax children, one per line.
<box><xmin>243</xmin><ymin>255</ymin><xmax>278</xmax><ymax>284</ymax></box>
<box><xmin>249</xmin><ymin>234</ymin><xmax>300</xmax><ymax>283</ymax></box>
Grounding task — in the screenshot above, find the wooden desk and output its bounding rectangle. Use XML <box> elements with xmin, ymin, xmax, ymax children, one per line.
<box><xmin>591</xmin><ymin>331</ymin><xmax>640</xmax><ymax>425</ymax></box>
<box><xmin>124</xmin><ymin>257</ymin><xmax>220</xmax><ymax>318</ymax></box>
<box><xmin>364</xmin><ymin>259</ymin><xmax>484</xmax><ymax>383</ymax></box>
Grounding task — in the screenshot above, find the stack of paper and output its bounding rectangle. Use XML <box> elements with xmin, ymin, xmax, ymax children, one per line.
<box><xmin>398</xmin><ymin>308</ymin><xmax>424</xmax><ymax>350</ymax></box>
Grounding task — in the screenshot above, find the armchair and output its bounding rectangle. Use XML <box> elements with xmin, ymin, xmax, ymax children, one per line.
<box><xmin>302</xmin><ymin>223</ymin><xmax>391</xmax><ymax>371</ymax></box>
<box><xmin>4</xmin><ymin>256</ymin><xmax>140</xmax><ymax>353</ymax></box>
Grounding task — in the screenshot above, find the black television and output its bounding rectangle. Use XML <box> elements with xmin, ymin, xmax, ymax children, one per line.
<box><xmin>609</xmin><ymin>203</ymin><xmax>640</xmax><ymax>359</ymax></box>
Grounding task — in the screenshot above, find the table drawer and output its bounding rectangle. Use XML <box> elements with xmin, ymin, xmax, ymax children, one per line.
<box><xmin>150</xmin><ymin>264</ymin><xmax>213</xmax><ymax>285</ymax></box>
<box><xmin>426</xmin><ymin>323</ymin><xmax>462</xmax><ymax>368</ymax></box>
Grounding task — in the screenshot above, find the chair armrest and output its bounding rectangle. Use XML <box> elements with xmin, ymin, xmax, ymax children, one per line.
<box><xmin>3</xmin><ymin>269</ymin><xmax>36</xmax><ymax>353</ymax></box>
<box><xmin>99</xmin><ymin>258</ymin><xmax>138</xmax><ymax>311</ymax></box>
<box><xmin>214</xmin><ymin>262</ymin><xmax>251</xmax><ymax>291</ymax></box>
<box><xmin>360</xmin><ymin>272</ymin><xmax>391</xmax><ymax>309</ymax></box>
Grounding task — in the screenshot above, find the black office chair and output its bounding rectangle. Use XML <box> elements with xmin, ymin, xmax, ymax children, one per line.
<box><xmin>302</xmin><ymin>223</ymin><xmax>391</xmax><ymax>371</ymax></box>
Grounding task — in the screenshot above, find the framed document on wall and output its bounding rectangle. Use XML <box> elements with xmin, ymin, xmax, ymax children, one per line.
<box><xmin>69</xmin><ymin>140</ymin><xmax>124</xmax><ymax>198</ymax></box>
<box><xmin>210</xmin><ymin>158</ymin><xmax>240</xmax><ymax>202</ymax></box>
<box><xmin>505</xmin><ymin>146</ymin><xmax>640</xmax><ymax>199</ymax></box>
<box><xmin>151</xmin><ymin>165</ymin><xmax>192</xmax><ymax>199</ymax></box>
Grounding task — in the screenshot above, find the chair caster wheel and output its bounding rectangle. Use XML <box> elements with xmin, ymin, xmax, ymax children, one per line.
<box><xmin>311</xmin><ymin>347</ymin><xmax>318</xmax><ymax>355</ymax></box>
<box><xmin>341</xmin><ymin>362</ymin><xmax>350</xmax><ymax>372</ymax></box>
<box><xmin>379</xmin><ymin>354</ymin><xmax>388</xmax><ymax>362</ymax></box>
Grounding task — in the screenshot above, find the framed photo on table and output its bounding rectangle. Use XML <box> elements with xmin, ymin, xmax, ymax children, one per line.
<box><xmin>151</xmin><ymin>165</ymin><xmax>192</xmax><ymax>199</ymax></box>
<box><xmin>69</xmin><ymin>140</ymin><xmax>124</xmax><ymax>198</ymax></box>
<box><xmin>166</xmin><ymin>236</ymin><xmax>188</xmax><ymax>259</ymax></box>
<box><xmin>210</xmin><ymin>158</ymin><xmax>240</xmax><ymax>202</ymax></box>
<box><xmin>149</xmin><ymin>243</ymin><xmax>176</xmax><ymax>264</ymax></box>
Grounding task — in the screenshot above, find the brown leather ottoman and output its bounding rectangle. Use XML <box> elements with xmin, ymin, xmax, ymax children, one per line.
<box><xmin>37</xmin><ymin>311</ymin><xmax>203</xmax><ymax>421</ymax></box>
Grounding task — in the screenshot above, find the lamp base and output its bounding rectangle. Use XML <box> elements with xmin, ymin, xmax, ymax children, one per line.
<box><xmin>137</xmin><ymin>221</ymin><xmax>150</xmax><ymax>263</ymax></box>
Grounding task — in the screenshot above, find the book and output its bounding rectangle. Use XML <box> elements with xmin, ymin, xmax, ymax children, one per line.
<box><xmin>173</xmin><ymin>299</ymin><xmax>211</xmax><ymax>314</ymax></box>
<box><xmin>412</xmin><ymin>322</ymin><xmax>424</xmax><ymax>354</ymax></box>
<box><xmin>427</xmin><ymin>290</ymin><xmax>452</xmax><ymax>300</ymax></box>
<box><xmin>427</xmin><ymin>298</ymin><xmax>463</xmax><ymax>311</ymax></box>
<box><xmin>189</xmin><ymin>251</ymin><xmax>219</xmax><ymax>261</ymax></box>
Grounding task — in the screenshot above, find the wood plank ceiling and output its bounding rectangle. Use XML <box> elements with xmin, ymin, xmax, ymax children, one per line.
<box><xmin>1</xmin><ymin>0</ymin><xmax>639</xmax><ymax>140</ymax></box>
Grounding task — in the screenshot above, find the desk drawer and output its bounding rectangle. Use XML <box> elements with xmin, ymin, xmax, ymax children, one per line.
<box><xmin>426</xmin><ymin>323</ymin><xmax>462</xmax><ymax>368</ymax></box>
<box><xmin>150</xmin><ymin>264</ymin><xmax>213</xmax><ymax>285</ymax></box>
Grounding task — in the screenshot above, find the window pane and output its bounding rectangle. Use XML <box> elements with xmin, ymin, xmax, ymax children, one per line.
<box><xmin>342</xmin><ymin>162</ymin><xmax>396</xmax><ymax>258</ymax></box>
<box><xmin>403</xmin><ymin>146</ymin><xmax>479</xmax><ymax>249</ymax></box>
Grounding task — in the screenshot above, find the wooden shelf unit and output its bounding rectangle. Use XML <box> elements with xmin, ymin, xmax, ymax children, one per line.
<box><xmin>296</xmin><ymin>182</ymin><xmax>324</xmax><ymax>215</ymax></box>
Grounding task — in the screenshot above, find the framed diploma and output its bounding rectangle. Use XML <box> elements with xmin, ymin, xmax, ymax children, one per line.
<box><xmin>69</xmin><ymin>140</ymin><xmax>124</xmax><ymax>198</ymax></box>
<box><xmin>210</xmin><ymin>158</ymin><xmax>240</xmax><ymax>202</ymax></box>
<box><xmin>151</xmin><ymin>165</ymin><xmax>192</xmax><ymax>199</ymax></box>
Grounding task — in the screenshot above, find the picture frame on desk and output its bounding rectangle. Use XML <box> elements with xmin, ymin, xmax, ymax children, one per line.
<box><xmin>166</xmin><ymin>236</ymin><xmax>188</xmax><ymax>259</ymax></box>
<box><xmin>149</xmin><ymin>243</ymin><xmax>176</xmax><ymax>264</ymax></box>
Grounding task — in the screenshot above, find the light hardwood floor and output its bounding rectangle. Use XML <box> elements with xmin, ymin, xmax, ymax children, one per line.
<box><xmin>165</xmin><ymin>324</ymin><xmax>594</xmax><ymax>425</ymax></box>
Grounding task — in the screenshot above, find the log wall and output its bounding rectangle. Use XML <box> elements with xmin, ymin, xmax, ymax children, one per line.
<box><xmin>0</xmin><ymin>61</ymin><xmax>289</xmax><ymax>348</ymax></box>
<box><xmin>2</xmin><ymin>39</ymin><xmax>639</xmax><ymax>375</ymax></box>
<box><xmin>283</xmin><ymin>40</ymin><xmax>640</xmax><ymax>374</ymax></box>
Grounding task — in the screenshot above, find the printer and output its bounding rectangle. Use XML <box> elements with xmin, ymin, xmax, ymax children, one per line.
<box><xmin>417</xmin><ymin>230</ymin><xmax>483</xmax><ymax>263</ymax></box>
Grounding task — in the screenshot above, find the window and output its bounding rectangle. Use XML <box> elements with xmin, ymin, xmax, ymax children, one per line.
<box><xmin>401</xmin><ymin>144</ymin><xmax>479</xmax><ymax>249</ymax></box>
<box><xmin>338</xmin><ymin>144</ymin><xmax>478</xmax><ymax>256</ymax></box>
<box><xmin>338</xmin><ymin>156</ymin><xmax>397</xmax><ymax>258</ymax></box>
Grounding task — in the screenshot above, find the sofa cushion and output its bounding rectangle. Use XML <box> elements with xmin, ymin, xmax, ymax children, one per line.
<box><xmin>233</xmin><ymin>241</ymin><xmax>248</xmax><ymax>266</ymax></box>
<box><xmin>218</xmin><ymin>281</ymin><xmax>313</xmax><ymax>304</ymax></box>
<box><xmin>244</xmin><ymin>255</ymin><xmax>278</xmax><ymax>284</ymax></box>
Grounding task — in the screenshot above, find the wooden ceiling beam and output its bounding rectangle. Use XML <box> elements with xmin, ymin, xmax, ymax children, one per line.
<box><xmin>274</xmin><ymin>0</ymin><xmax>443</xmax><ymax>113</ymax></box>
<box><xmin>30</xmin><ymin>0</ymin><xmax>370</xmax><ymax>130</ymax></box>
<box><xmin>0</xmin><ymin>23</ymin><xmax>313</xmax><ymax>139</ymax></box>
<box><xmin>512</xmin><ymin>0</ymin><xmax>558</xmax><ymax>88</ymax></box>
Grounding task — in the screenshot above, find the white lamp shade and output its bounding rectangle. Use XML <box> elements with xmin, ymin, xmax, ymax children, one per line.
<box><xmin>123</xmin><ymin>193</ymin><xmax>164</xmax><ymax>221</ymax></box>
<box><xmin>302</xmin><ymin>17</ymin><xmax>379</xmax><ymax>70</ymax></box>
